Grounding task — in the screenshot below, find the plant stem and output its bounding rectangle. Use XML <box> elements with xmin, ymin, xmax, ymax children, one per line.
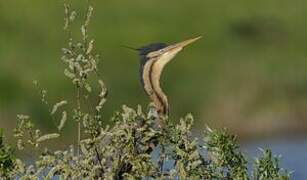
<box><xmin>158</xmin><ymin>144</ymin><xmax>165</xmax><ymax>175</ymax></box>
<box><xmin>158</xmin><ymin>128</ymin><xmax>166</xmax><ymax>177</ymax></box>
<box><xmin>77</xmin><ymin>85</ymin><xmax>81</xmax><ymax>156</ymax></box>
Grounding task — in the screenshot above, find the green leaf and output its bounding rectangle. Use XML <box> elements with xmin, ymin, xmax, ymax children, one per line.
<box><xmin>36</xmin><ymin>133</ymin><xmax>60</xmax><ymax>143</ymax></box>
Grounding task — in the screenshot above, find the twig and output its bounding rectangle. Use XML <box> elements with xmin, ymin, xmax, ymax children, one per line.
<box><xmin>76</xmin><ymin>85</ymin><xmax>81</xmax><ymax>156</ymax></box>
<box><xmin>158</xmin><ymin>131</ymin><xmax>166</xmax><ymax>177</ymax></box>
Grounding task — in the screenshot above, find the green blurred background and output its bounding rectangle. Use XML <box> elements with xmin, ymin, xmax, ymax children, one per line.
<box><xmin>1</xmin><ymin>0</ymin><xmax>307</xmax><ymax>156</ymax></box>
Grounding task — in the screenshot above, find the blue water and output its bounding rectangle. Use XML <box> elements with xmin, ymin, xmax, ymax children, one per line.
<box><xmin>242</xmin><ymin>137</ymin><xmax>307</xmax><ymax>180</ymax></box>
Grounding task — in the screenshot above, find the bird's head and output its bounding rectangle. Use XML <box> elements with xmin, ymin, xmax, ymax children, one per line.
<box><xmin>137</xmin><ymin>36</ymin><xmax>202</xmax><ymax>70</ymax></box>
<box><xmin>144</xmin><ymin>36</ymin><xmax>201</xmax><ymax>58</ymax></box>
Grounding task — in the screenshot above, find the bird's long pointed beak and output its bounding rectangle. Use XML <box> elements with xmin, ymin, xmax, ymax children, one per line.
<box><xmin>172</xmin><ymin>36</ymin><xmax>202</xmax><ymax>49</ymax></box>
<box><xmin>146</xmin><ymin>36</ymin><xmax>202</xmax><ymax>58</ymax></box>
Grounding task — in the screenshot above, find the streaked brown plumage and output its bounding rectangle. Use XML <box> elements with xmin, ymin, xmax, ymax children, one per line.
<box><xmin>137</xmin><ymin>36</ymin><xmax>202</xmax><ymax>116</ymax></box>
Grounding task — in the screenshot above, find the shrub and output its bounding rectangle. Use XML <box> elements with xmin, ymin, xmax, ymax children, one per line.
<box><xmin>0</xmin><ymin>1</ymin><xmax>290</xmax><ymax>179</ymax></box>
<box><xmin>0</xmin><ymin>129</ymin><xmax>15</xmax><ymax>178</ymax></box>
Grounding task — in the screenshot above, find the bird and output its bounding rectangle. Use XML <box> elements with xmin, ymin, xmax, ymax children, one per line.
<box><xmin>135</xmin><ymin>36</ymin><xmax>202</xmax><ymax>117</ymax></box>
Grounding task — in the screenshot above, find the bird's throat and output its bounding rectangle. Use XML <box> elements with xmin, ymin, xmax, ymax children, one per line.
<box><xmin>141</xmin><ymin>49</ymin><xmax>182</xmax><ymax>116</ymax></box>
<box><xmin>142</xmin><ymin>58</ymin><xmax>169</xmax><ymax>115</ymax></box>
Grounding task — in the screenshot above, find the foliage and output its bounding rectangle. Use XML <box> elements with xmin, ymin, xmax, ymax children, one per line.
<box><xmin>253</xmin><ymin>149</ymin><xmax>290</xmax><ymax>180</ymax></box>
<box><xmin>204</xmin><ymin>127</ymin><xmax>248</xmax><ymax>179</ymax></box>
<box><xmin>14</xmin><ymin>114</ymin><xmax>60</xmax><ymax>150</ymax></box>
<box><xmin>0</xmin><ymin>1</ymin><xmax>291</xmax><ymax>179</ymax></box>
<box><xmin>0</xmin><ymin>109</ymin><xmax>291</xmax><ymax>179</ymax></box>
<box><xmin>0</xmin><ymin>129</ymin><xmax>15</xmax><ymax>178</ymax></box>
